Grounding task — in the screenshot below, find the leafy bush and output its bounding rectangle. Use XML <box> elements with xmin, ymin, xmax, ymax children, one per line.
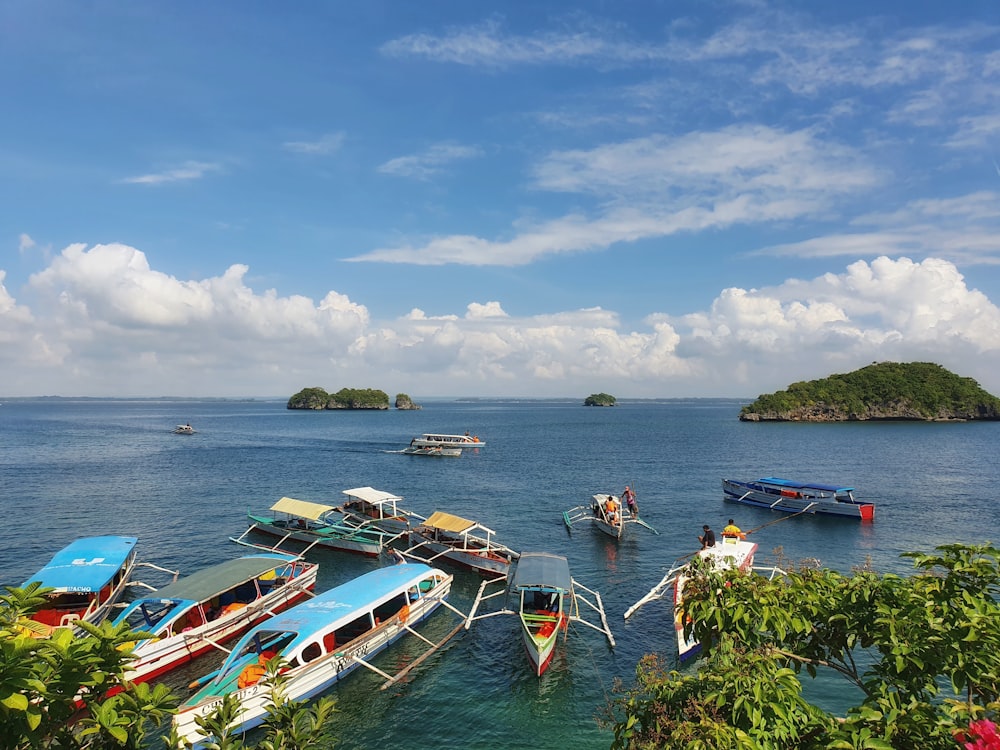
<box><xmin>585</xmin><ymin>393</ymin><xmax>617</xmax><ymax>406</ymax></box>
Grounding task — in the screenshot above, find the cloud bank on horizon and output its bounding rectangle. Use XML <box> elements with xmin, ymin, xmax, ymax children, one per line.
<box><xmin>3</xmin><ymin>2</ymin><xmax>1000</xmax><ymax>398</ymax></box>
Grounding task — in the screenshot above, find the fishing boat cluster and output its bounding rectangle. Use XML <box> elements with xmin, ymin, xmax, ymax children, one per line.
<box><xmin>12</xmin><ymin>434</ymin><xmax>876</xmax><ymax>746</ymax></box>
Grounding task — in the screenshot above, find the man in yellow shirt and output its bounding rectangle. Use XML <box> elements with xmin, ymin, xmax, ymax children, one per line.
<box><xmin>722</xmin><ymin>519</ymin><xmax>746</xmax><ymax>539</ymax></box>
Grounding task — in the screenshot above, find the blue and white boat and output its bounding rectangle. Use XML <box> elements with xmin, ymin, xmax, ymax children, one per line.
<box><xmin>723</xmin><ymin>477</ymin><xmax>875</xmax><ymax>520</ymax></box>
<box><xmin>109</xmin><ymin>553</ymin><xmax>318</xmax><ymax>690</ymax></box>
<box><xmin>21</xmin><ymin>535</ymin><xmax>139</xmax><ymax>635</ymax></box>
<box><xmin>173</xmin><ymin>562</ymin><xmax>454</xmax><ymax>745</ymax></box>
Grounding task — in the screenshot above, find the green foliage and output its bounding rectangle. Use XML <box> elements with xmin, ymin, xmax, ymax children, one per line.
<box><xmin>286</xmin><ymin>387</ymin><xmax>330</xmax><ymax>410</ymax></box>
<box><xmin>611</xmin><ymin>544</ymin><xmax>1000</xmax><ymax>749</ymax></box>
<box><xmin>287</xmin><ymin>386</ymin><xmax>390</xmax><ymax>409</ymax></box>
<box><xmin>740</xmin><ymin>362</ymin><xmax>1000</xmax><ymax>420</ymax></box>
<box><xmin>1</xmin><ymin>585</ymin><xmax>337</xmax><ymax>749</ymax></box>
<box><xmin>585</xmin><ymin>393</ymin><xmax>617</xmax><ymax>406</ymax></box>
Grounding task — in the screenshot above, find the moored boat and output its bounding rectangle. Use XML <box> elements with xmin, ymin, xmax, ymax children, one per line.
<box><xmin>174</xmin><ymin>424</ymin><xmax>196</xmax><ymax>434</ymax></box>
<box><xmin>465</xmin><ymin>551</ymin><xmax>616</xmax><ymax>676</ymax></box>
<box><xmin>624</xmin><ymin>537</ymin><xmax>783</xmax><ymax>661</ymax></box>
<box><xmin>402</xmin><ymin>445</ymin><xmax>463</xmax><ymax>457</ymax></box>
<box><xmin>231</xmin><ymin>497</ymin><xmax>405</xmax><ymax>557</ymax></box>
<box><xmin>173</xmin><ymin>563</ymin><xmax>455</xmax><ymax>745</ymax></box>
<box><xmin>402</xmin><ymin>511</ymin><xmax>518</xmax><ymax>576</ymax></box>
<box><xmin>20</xmin><ymin>535</ymin><xmax>139</xmax><ymax>636</ymax></box>
<box><xmin>723</xmin><ymin>477</ymin><xmax>874</xmax><ymax>520</ymax></box>
<box><xmin>109</xmin><ymin>552</ymin><xmax>318</xmax><ymax>689</ymax></box>
<box><xmin>339</xmin><ymin>486</ymin><xmax>425</xmax><ymax>535</ymax></box>
<box><xmin>563</xmin><ymin>492</ymin><xmax>658</xmax><ymax>539</ymax></box>
<box><xmin>409</xmin><ymin>432</ymin><xmax>484</xmax><ymax>448</ymax></box>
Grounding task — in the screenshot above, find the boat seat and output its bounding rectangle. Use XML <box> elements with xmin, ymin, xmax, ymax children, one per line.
<box><xmin>60</xmin><ymin>613</ymin><xmax>81</xmax><ymax>627</ymax></box>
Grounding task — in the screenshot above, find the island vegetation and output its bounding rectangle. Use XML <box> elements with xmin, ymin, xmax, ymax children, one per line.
<box><xmin>395</xmin><ymin>392</ymin><xmax>421</xmax><ymax>410</ymax></box>
<box><xmin>610</xmin><ymin>543</ymin><xmax>1000</xmax><ymax>750</ymax></box>
<box><xmin>287</xmin><ymin>387</ymin><xmax>390</xmax><ymax>410</ymax></box>
<box><xmin>585</xmin><ymin>393</ymin><xmax>617</xmax><ymax>407</ymax></box>
<box><xmin>739</xmin><ymin>362</ymin><xmax>1000</xmax><ymax>422</ymax></box>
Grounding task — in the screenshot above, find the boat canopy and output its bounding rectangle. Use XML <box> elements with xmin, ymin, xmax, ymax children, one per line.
<box><xmin>423</xmin><ymin>511</ymin><xmax>480</xmax><ymax>534</ymax></box>
<box><xmin>512</xmin><ymin>552</ymin><xmax>572</xmax><ymax>592</ymax></box>
<box><xmin>270</xmin><ymin>497</ymin><xmax>336</xmax><ymax>520</ymax></box>
<box><xmin>758</xmin><ymin>477</ymin><xmax>855</xmax><ymax>492</ymax></box>
<box><xmin>147</xmin><ymin>554</ymin><xmax>297</xmax><ymax>604</ymax></box>
<box><xmin>341</xmin><ymin>487</ymin><xmax>403</xmax><ymax>505</ymax></box>
<box><xmin>23</xmin><ymin>536</ymin><xmax>138</xmax><ymax>592</ymax></box>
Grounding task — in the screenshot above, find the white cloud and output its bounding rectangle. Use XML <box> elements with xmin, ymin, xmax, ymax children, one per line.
<box><xmin>377</xmin><ymin>143</ymin><xmax>483</xmax><ymax>180</ymax></box>
<box><xmin>282</xmin><ymin>132</ymin><xmax>346</xmax><ymax>155</ymax></box>
<box><xmin>3</xmin><ymin>249</ymin><xmax>1000</xmax><ymax>398</ymax></box>
<box><xmin>19</xmin><ymin>234</ymin><xmax>36</xmax><ymax>253</ymax></box>
<box><xmin>350</xmin><ymin>126</ymin><xmax>878</xmax><ymax>266</ymax></box>
<box><xmin>120</xmin><ymin>161</ymin><xmax>222</xmax><ymax>185</ymax></box>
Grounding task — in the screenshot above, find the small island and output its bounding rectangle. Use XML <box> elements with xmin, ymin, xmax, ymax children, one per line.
<box><xmin>584</xmin><ymin>393</ymin><xmax>617</xmax><ymax>407</ymax></box>
<box><xmin>395</xmin><ymin>393</ymin><xmax>421</xmax><ymax>410</ymax></box>
<box><xmin>287</xmin><ymin>387</ymin><xmax>390</xmax><ymax>410</ymax></box>
<box><xmin>739</xmin><ymin>362</ymin><xmax>1000</xmax><ymax>422</ymax></box>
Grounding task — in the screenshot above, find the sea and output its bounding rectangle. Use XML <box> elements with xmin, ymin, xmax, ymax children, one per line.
<box><xmin>2</xmin><ymin>397</ymin><xmax>999</xmax><ymax>750</ymax></box>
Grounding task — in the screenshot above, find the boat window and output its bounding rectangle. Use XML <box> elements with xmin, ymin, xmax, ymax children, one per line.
<box><xmin>373</xmin><ymin>593</ymin><xmax>408</xmax><ymax>623</ymax></box>
<box><xmin>333</xmin><ymin>612</ymin><xmax>374</xmax><ymax>645</ymax></box>
<box><xmin>301</xmin><ymin>641</ymin><xmax>322</xmax><ymax>663</ymax></box>
<box><xmin>123</xmin><ymin>600</ymin><xmax>177</xmax><ymax>630</ymax></box>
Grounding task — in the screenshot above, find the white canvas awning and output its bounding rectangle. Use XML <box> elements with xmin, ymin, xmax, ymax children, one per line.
<box><xmin>270</xmin><ymin>497</ymin><xmax>336</xmax><ymax>520</ymax></box>
<box><xmin>341</xmin><ymin>486</ymin><xmax>403</xmax><ymax>505</ymax></box>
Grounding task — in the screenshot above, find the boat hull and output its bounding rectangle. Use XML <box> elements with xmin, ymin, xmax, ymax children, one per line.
<box><xmin>411</xmin><ymin>537</ymin><xmax>512</xmax><ymax>576</ymax></box>
<box><xmin>722</xmin><ymin>479</ymin><xmax>874</xmax><ymax>520</ymax></box>
<box><xmin>520</xmin><ymin>617</ymin><xmax>561</xmax><ymax>676</ymax></box>
<box><xmin>248</xmin><ymin>520</ymin><xmax>383</xmax><ymax>557</ymax></box>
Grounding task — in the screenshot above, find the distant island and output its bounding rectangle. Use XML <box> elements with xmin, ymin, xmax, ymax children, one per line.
<box><xmin>584</xmin><ymin>393</ymin><xmax>616</xmax><ymax>407</ymax></box>
<box><xmin>288</xmin><ymin>387</ymin><xmax>390</xmax><ymax>410</ymax></box>
<box><xmin>739</xmin><ymin>362</ymin><xmax>1000</xmax><ymax>422</ymax></box>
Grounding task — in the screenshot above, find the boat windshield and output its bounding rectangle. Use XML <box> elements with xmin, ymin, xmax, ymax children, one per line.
<box><xmin>122</xmin><ymin>599</ymin><xmax>183</xmax><ymax>631</ymax></box>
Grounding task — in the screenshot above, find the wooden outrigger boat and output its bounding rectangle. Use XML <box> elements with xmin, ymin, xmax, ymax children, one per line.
<box><xmin>401</xmin><ymin>511</ymin><xmax>519</xmax><ymax>576</ymax></box>
<box><xmin>723</xmin><ymin>477</ymin><xmax>874</xmax><ymax>520</ymax></box>
<box><xmin>624</xmin><ymin>537</ymin><xmax>784</xmax><ymax>660</ymax></box>
<box><xmin>231</xmin><ymin>497</ymin><xmax>405</xmax><ymax>558</ymax></box>
<box><xmin>563</xmin><ymin>493</ymin><xmax>658</xmax><ymax>539</ymax></box>
<box><xmin>409</xmin><ymin>432</ymin><xmax>484</xmax><ymax>448</ymax></box>
<box><xmin>109</xmin><ymin>552</ymin><xmax>318</xmax><ymax>689</ymax></box>
<box><xmin>174</xmin><ymin>562</ymin><xmax>464</xmax><ymax>745</ymax></box>
<box><xmin>19</xmin><ymin>535</ymin><xmax>139</xmax><ymax>636</ymax></box>
<box><xmin>465</xmin><ymin>552</ymin><xmax>615</xmax><ymax>676</ymax></box>
<box><xmin>339</xmin><ymin>486</ymin><xmax>426</xmax><ymax>535</ymax></box>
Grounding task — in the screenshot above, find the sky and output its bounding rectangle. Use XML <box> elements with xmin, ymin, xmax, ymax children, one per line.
<box><xmin>3</xmin><ymin>1</ymin><xmax>1000</xmax><ymax>399</ymax></box>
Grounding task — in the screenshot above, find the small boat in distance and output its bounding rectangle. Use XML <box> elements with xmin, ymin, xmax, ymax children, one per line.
<box><xmin>231</xmin><ymin>497</ymin><xmax>405</xmax><ymax>557</ymax></box>
<box><xmin>624</xmin><ymin>537</ymin><xmax>784</xmax><ymax>661</ymax></box>
<box><xmin>402</xmin><ymin>511</ymin><xmax>518</xmax><ymax>576</ymax></box>
<box><xmin>563</xmin><ymin>493</ymin><xmax>658</xmax><ymax>539</ymax></box>
<box><xmin>109</xmin><ymin>552</ymin><xmax>318</xmax><ymax>690</ymax></box>
<box><xmin>723</xmin><ymin>477</ymin><xmax>875</xmax><ymax>520</ymax></box>
<box><xmin>174</xmin><ymin>424</ymin><xmax>196</xmax><ymax>434</ymax></box>
<box><xmin>409</xmin><ymin>432</ymin><xmax>484</xmax><ymax>448</ymax></box>
<box><xmin>402</xmin><ymin>445</ymin><xmax>463</xmax><ymax>457</ymax></box>
<box><xmin>20</xmin><ymin>536</ymin><xmax>139</xmax><ymax>636</ymax></box>
<box><xmin>465</xmin><ymin>551</ymin><xmax>615</xmax><ymax>676</ymax></box>
<box><xmin>173</xmin><ymin>563</ymin><xmax>458</xmax><ymax>745</ymax></box>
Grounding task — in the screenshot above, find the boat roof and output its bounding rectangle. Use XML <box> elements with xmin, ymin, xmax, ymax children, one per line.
<box><xmin>511</xmin><ymin>552</ymin><xmax>572</xmax><ymax>592</ymax></box>
<box><xmin>270</xmin><ymin>496</ymin><xmax>336</xmax><ymax>520</ymax></box>
<box><xmin>423</xmin><ymin>511</ymin><xmax>494</xmax><ymax>535</ymax></box>
<box><xmin>341</xmin><ymin>486</ymin><xmax>403</xmax><ymax>505</ymax></box>
<box><xmin>421</xmin><ymin>433</ymin><xmax>470</xmax><ymax>439</ymax></box>
<box><xmin>22</xmin><ymin>535</ymin><xmax>138</xmax><ymax>592</ymax></box>
<box><xmin>259</xmin><ymin>563</ymin><xmax>437</xmax><ymax>632</ymax></box>
<box><xmin>142</xmin><ymin>553</ymin><xmax>299</xmax><ymax>604</ymax></box>
<box><xmin>757</xmin><ymin>477</ymin><xmax>855</xmax><ymax>492</ymax></box>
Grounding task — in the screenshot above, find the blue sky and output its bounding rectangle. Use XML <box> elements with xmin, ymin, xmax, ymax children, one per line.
<box><xmin>4</xmin><ymin>1</ymin><xmax>1000</xmax><ymax>398</ymax></box>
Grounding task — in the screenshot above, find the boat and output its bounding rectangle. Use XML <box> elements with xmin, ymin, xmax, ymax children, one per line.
<box><xmin>402</xmin><ymin>445</ymin><xmax>463</xmax><ymax>457</ymax></box>
<box><xmin>623</xmin><ymin>537</ymin><xmax>784</xmax><ymax>660</ymax></box>
<box><xmin>174</xmin><ymin>424</ymin><xmax>196</xmax><ymax>435</ymax></box>
<box><xmin>563</xmin><ymin>493</ymin><xmax>658</xmax><ymax>539</ymax></box>
<box><xmin>230</xmin><ymin>497</ymin><xmax>405</xmax><ymax>558</ymax></box>
<box><xmin>339</xmin><ymin>486</ymin><xmax>425</xmax><ymax>535</ymax></box>
<box><xmin>409</xmin><ymin>432</ymin><xmax>485</xmax><ymax>448</ymax></box>
<box><xmin>464</xmin><ymin>551</ymin><xmax>616</xmax><ymax>676</ymax></box>
<box><xmin>20</xmin><ymin>535</ymin><xmax>139</xmax><ymax>636</ymax></box>
<box><xmin>722</xmin><ymin>477</ymin><xmax>875</xmax><ymax>520</ymax></box>
<box><xmin>108</xmin><ymin>552</ymin><xmax>319</xmax><ymax>689</ymax></box>
<box><xmin>401</xmin><ymin>511</ymin><xmax>519</xmax><ymax>576</ymax></box>
<box><xmin>173</xmin><ymin>562</ymin><xmax>459</xmax><ymax>745</ymax></box>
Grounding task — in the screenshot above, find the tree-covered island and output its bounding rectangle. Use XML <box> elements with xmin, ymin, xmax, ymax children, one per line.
<box><xmin>287</xmin><ymin>387</ymin><xmax>390</xmax><ymax>410</ymax></box>
<box><xmin>739</xmin><ymin>362</ymin><xmax>1000</xmax><ymax>422</ymax></box>
<box><xmin>585</xmin><ymin>393</ymin><xmax>617</xmax><ymax>406</ymax></box>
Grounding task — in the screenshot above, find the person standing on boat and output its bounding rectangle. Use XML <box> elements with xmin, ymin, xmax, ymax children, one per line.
<box><xmin>722</xmin><ymin>519</ymin><xmax>745</xmax><ymax>539</ymax></box>
<box><xmin>699</xmin><ymin>524</ymin><xmax>716</xmax><ymax>548</ymax></box>
<box><xmin>622</xmin><ymin>486</ymin><xmax>637</xmax><ymax>516</ymax></box>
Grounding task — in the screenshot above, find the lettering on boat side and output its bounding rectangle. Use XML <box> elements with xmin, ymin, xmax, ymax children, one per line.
<box><xmin>71</xmin><ymin>557</ymin><xmax>107</xmax><ymax>566</ymax></box>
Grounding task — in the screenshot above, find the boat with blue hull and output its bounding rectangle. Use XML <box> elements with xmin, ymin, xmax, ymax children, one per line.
<box><xmin>21</xmin><ymin>535</ymin><xmax>139</xmax><ymax>636</ymax></box>
<box><xmin>723</xmin><ymin>477</ymin><xmax>875</xmax><ymax>520</ymax></box>
<box><xmin>173</xmin><ymin>563</ymin><xmax>458</xmax><ymax>746</ymax></box>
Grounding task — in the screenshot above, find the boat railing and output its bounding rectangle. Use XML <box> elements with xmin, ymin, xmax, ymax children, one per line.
<box><xmin>568</xmin><ymin>578</ymin><xmax>616</xmax><ymax>647</ymax></box>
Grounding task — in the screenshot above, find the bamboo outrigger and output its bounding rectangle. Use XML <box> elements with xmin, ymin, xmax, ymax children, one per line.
<box><xmin>563</xmin><ymin>493</ymin><xmax>658</xmax><ymax>539</ymax></box>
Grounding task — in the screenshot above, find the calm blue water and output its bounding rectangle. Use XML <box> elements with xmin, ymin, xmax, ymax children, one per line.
<box><xmin>2</xmin><ymin>398</ymin><xmax>999</xmax><ymax>749</ymax></box>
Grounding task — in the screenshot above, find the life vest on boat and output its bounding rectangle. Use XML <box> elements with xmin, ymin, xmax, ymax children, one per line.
<box><xmin>238</xmin><ymin>663</ymin><xmax>266</xmax><ymax>688</ymax></box>
<box><xmin>399</xmin><ymin>603</ymin><xmax>409</xmax><ymax>624</ymax></box>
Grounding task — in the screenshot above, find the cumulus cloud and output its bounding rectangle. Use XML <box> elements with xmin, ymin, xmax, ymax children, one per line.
<box><xmin>2</xmin><ymin>248</ymin><xmax>999</xmax><ymax>398</ymax></box>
